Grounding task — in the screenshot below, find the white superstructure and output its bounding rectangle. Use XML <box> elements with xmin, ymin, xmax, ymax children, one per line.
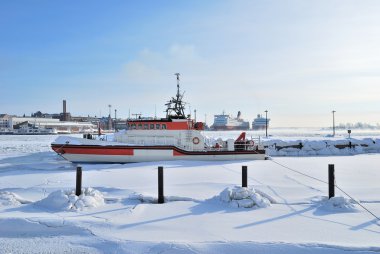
<box><xmin>252</xmin><ymin>114</ymin><xmax>270</xmax><ymax>130</ymax></box>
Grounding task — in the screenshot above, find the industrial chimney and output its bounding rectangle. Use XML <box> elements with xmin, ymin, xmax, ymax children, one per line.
<box><xmin>60</xmin><ymin>99</ymin><xmax>71</xmax><ymax>121</ymax></box>
<box><xmin>63</xmin><ymin>100</ymin><xmax>67</xmax><ymax>115</ymax></box>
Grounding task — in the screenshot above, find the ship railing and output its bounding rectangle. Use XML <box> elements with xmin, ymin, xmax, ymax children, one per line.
<box><xmin>234</xmin><ymin>137</ymin><xmax>262</xmax><ymax>151</ymax></box>
<box><xmin>250</xmin><ymin>136</ymin><xmax>262</xmax><ymax>144</ymax></box>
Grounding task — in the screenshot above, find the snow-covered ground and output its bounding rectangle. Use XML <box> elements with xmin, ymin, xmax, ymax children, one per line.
<box><xmin>0</xmin><ymin>132</ymin><xmax>380</xmax><ymax>253</ymax></box>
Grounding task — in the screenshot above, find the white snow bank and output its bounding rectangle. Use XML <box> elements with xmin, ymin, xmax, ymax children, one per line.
<box><xmin>0</xmin><ymin>191</ymin><xmax>31</xmax><ymax>206</ymax></box>
<box><xmin>203</xmin><ymin>135</ymin><xmax>380</xmax><ymax>156</ymax></box>
<box><xmin>35</xmin><ymin>188</ymin><xmax>104</xmax><ymax>211</ymax></box>
<box><xmin>217</xmin><ymin>186</ymin><xmax>271</xmax><ymax>208</ymax></box>
<box><xmin>265</xmin><ymin>138</ymin><xmax>380</xmax><ymax>156</ymax></box>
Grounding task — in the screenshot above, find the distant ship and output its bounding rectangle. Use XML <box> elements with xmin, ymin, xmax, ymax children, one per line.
<box><xmin>252</xmin><ymin>114</ymin><xmax>270</xmax><ymax>130</ymax></box>
<box><xmin>0</xmin><ymin>128</ymin><xmax>14</xmax><ymax>135</ymax></box>
<box><xmin>211</xmin><ymin>111</ymin><xmax>250</xmax><ymax>131</ymax></box>
<box><xmin>14</xmin><ymin>122</ymin><xmax>57</xmax><ymax>135</ymax></box>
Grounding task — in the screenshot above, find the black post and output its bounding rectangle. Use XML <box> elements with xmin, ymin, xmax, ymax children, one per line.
<box><xmin>242</xmin><ymin>165</ymin><xmax>248</xmax><ymax>187</ymax></box>
<box><xmin>76</xmin><ymin>166</ymin><xmax>82</xmax><ymax>196</ymax></box>
<box><xmin>158</xmin><ymin>166</ymin><xmax>164</xmax><ymax>204</ymax></box>
<box><xmin>328</xmin><ymin>164</ymin><xmax>335</xmax><ymax>199</ymax></box>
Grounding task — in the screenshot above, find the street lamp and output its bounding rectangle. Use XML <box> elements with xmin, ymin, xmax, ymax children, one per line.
<box><xmin>108</xmin><ymin>104</ymin><xmax>112</xmax><ymax>130</ymax></box>
<box><xmin>265</xmin><ymin>110</ymin><xmax>268</xmax><ymax>138</ymax></box>
<box><xmin>332</xmin><ymin>110</ymin><xmax>336</xmax><ymax>137</ymax></box>
<box><xmin>114</xmin><ymin>109</ymin><xmax>117</xmax><ymax>132</ymax></box>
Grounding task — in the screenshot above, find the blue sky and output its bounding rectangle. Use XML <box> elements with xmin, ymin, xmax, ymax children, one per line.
<box><xmin>1</xmin><ymin>0</ymin><xmax>380</xmax><ymax>127</ymax></box>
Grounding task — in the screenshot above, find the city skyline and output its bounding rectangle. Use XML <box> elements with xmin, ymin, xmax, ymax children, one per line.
<box><xmin>1</xmin><ymin>1</ymin><xmax>380</xmax><ymax>127</ymax></box>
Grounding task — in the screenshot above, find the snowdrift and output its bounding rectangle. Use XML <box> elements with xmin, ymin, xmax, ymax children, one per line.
<box><xmin>0</xmin><ymin>191</ymin><xmax>31</xmax><ymax>206</ymax></box>
<box><xmin>35</xmin><ymin>188</ymin><xmax>104</xmax><ymax>211</ymax></box>
<box><xmin>216</xmin><ymin>186</ymin><xmax>271</xmax><ymax>208</ymax></box>
<box><xmin>317</xmin><ymin>196</ymin><xmax>361</xmax><ymax>213</ymax></box>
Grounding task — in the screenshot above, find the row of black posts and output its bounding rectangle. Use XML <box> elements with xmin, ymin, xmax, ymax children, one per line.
<box><xmin>74</xmin><ymin>164</ymin><xmax>336</xmax><ymax>201</ymax></box>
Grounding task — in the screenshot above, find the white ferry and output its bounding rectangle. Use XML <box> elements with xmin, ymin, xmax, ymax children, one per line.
<box><xmin>15</xmin><ymin>125</ymin><xmax>57</xmax><ymax>135</ymax></box>
<box><xmin>252</xmin><ymin>114</ymin><xmax>270</xmax><ymax>130</ymax></box>
<box><xmin>211</xmin><ymin>111</ymin><xmax>250</xmax><ymax>131</ymax></box>
<box><xmin>51</xmin><ymin>74</ymin><xmax>266</xmax><ymax>163</ymax></box>
<box><xmin>0</xmin><ymin>128</ymin><xmax>14</xmax><ymax>135</ymax></box>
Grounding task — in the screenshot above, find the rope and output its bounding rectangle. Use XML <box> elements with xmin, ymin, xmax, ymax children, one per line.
<box><xmin>54</xmin><ymin>141</ymin><xmax>69</xmax><ymax>159</ymax></box>
<box><xmin>268</xmin><ymin>156</ymin><xmax>380</xmax><ymax>222</ymax></box>
<box><xmin>335</xmin><ymin>184</ymin><xmax>380</xmax><ymax>221</ymax></box>
<box><xmin>270</xmin><ymin>158</ymin><xmax>328</xmax><ymax>184</ymax></box>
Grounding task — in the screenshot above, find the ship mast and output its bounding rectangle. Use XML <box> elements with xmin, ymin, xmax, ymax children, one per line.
<box><xmin>165</xmin><ymin>73</ymin><xmax>186</xmax><ymax>119</ymax></box>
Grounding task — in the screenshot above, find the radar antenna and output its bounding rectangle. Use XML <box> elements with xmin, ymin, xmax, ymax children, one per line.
<box><xmin>165</xmin><ymin>73</ymin><xmax>187</xmax><ymax>119</ymax></box>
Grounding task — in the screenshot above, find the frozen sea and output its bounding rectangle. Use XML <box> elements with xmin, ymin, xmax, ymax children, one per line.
<box><xmin>0</xmin><ymin>129</ymin><xmax>380</xmax><ymax>253</ymax></box>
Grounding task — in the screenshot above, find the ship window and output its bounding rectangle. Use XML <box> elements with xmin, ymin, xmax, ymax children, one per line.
<box><xmin>162</xmin><ymin>124</ymin><xmax>167</xmax><ymax>129</ymax></box>
<box><xmin>144</xmin><ymin>124</ymin><xmax>148</xmax><ymax>130</ymax></box>
<box><xmin>150</xmin><ymin>124</ymin><xmax>155</xmax><ymax>129</ymax></box>
<box><xmin>156</xmin><ymin>124</ymin><xmax>160</xmax><ymax>129</ymax></box>
<box><xmin>138</xmin><ymin>124</ymin><xmax>142</xmax><ymax>129</ymax></box>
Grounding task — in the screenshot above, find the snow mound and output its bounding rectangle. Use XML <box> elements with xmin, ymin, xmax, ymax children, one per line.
<box><xmin>320</xmin><ymin>196</ymin><xmax>360</xmax><ymax>213</ymax></box>
<box><xmin>35</xmin><ymin>188</ymin><xmax>104</xmax><ymax>211</ymax></box>
<box><xmin>0</xmin><ymin>191</ymin><xmax>26</xmax><ymax>206</ymax></box>
<box><xmin>217</xmin><ymin>186</ymin><xmax>271</xmax><ymax>208</ymax></box>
